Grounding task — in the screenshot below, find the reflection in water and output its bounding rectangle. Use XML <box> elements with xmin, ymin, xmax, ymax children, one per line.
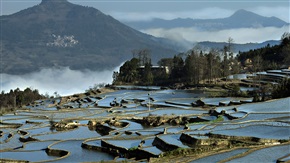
<box><xmin>1</xmin><ymin>89</ymin><xmax>289</xmax><ymax>162</ymax></box>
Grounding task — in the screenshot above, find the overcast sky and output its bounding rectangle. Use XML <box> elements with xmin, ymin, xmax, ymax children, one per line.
<box><xmin>1</xmin><ymin>0</ymin><xmax>289</xmax><ymax>23</ymax></box>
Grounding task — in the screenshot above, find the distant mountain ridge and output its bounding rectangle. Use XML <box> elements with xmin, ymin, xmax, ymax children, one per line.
<box><xmin>0</xmin><ymin>0</ymin><xmax>177</xmax><ymax>74</ymax></box>
<box><xmin>197</xmin><ymin>40</ymin><xmax>281</xmax><ymax>53</ymax></box>
<box><xmin>124</xmin><ymin>9</ymin><xmax>288</xmax><ymax>30</ymax></box>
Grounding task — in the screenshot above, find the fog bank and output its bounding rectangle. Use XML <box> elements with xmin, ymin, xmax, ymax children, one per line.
<box><xmin>141</xmin><ymin>25</ymin><xmax>289</xmax><ymax>44</ymax></box>
<box><xmin>0</xmin><ymin>65</ymin><xmax>121</xmax><ymax>96</ymax></box>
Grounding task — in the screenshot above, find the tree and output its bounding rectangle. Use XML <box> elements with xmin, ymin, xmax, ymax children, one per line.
<box><xmin>251</xmin><ymin>54</ymin><xmax>263</xmax><ymax>89</ymax></box>
<box><xmin>184</xmin><ymin>49</ymin><xmax>200</xmax><ymax>85</ymax></box>
<box><xmin>282</xmin><ymin>45</ymin><xmax>290</xmax><ymax>66</ymax></box>
<box><xmin>280</xmin><ymin>33</ymin><xmax>290</xmax><ymax>66</ymax></box>
<box><xmin>125</xmin><ymin>58</ymin><xmax>139</xmax><ymax>82</ymax></box>
<box><xmin>112</xmin><ymin>71</ymin><xmax>119</xmax><ymax>84</ymax></box>
<box><xmin>155</xmin><ymin>58</ymin><xmax>173</xmax><ymax>84</ymax></box>
<box><xmin>142</xmin><ymin>62</ymin><xmax>154</xmax><ymax>85</ymax></box>
<box><xmin>222</xmin><ymin>45</ymin><xmax>230</xmax><ymax>78</ymax></box>
<box><xmin>227</xmin><ymin>37</ymin><xmax>234</xmax><ymax>59</ymax></box>
<box><xmin>53</xmin><ymin>92</ymin><xmax>60</xmax><ymax>98</ymax></box>
<box><xmin>206</xmin><ymin>49</ymin><xmax>221</xmax><ymax>84</ymax></box>
<box><xmin>158</xmin><ymin>58</ymin><xmax>173</xmax><ymax>70</ymax></box>
<box><xmin>170</xmin><ymin>55</ymin><xmax>184</xmax><ymax>83</ymax></box>
<box><xmin>184</xmin><ymin>52</ymin><xmax>195</xmax><ymax>84</ymax></box>
<box><xmin>198</xmin><ymin>51</ymin><xmax>207</xmax><ymax>84</ymax></box>
<box><xmin>132</xmin><ymin>48</ymin><xmax>151</xmax><ymax>66</ymax></box>
<box><xmin>117</xmin><ymin>58</ymin><xmax>140</xmax><ymax>83</ymax></box>
<box><xmin>231</xmin><ymin>59</ymin><xmax>241</xmax><ymax>74</ymax></box>
<box><xmin>281</xmin><ymin>32</ymin><xmax>290</xmax><ymax>47</ymax></box>
<box><xmin>221</xmin><ymin>37</ymin><xmax>238</xmax><ymax>77</ymax></box>
<box><xmin>252</xmin><ymin>54</ymin><xmax>263</xmax><ymax>73</ymax></box>
<box><xmin>272</xmin><ymin>79</ymin><xmax>290</xmax><ymax>98</ymax></box>
<box><xmin>206</xmin><ymin>52</ymin><xmax>214</xmax><ymax>83</ymax></box>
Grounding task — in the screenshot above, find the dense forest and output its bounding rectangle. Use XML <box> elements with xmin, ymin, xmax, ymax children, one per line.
<box><xmin>114</xmin><ymin>33</ymin><xmax>290</xmax><ymax>86</ymax></box>
<box><xmin>237</xmin><ymin>32</ymin><xmax>290</xmax><ymax>71</ymax></box>
<box><xmin>114</xmin><ymin>37</ymin><xmax>241</xmax><ymax>86</ymax></box>
<box><xmin>0</xmin><ymin>88</ymin><xmax>44</xmax><ymax>114</ymax></box>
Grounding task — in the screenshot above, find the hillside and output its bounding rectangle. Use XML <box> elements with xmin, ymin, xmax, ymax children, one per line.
<box><xmin>0</xmin><ymin>0</ymin><xmax>177</xmax><ymax>74</ymax></box>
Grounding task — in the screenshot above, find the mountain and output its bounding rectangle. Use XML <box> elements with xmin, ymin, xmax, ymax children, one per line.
<box><xmin>124</xmin><ymin>9</ymin><xmax>288</xmax><ymax>30</ymax></box>
<box><xmin>0</xmin><ymin>0</ymin><xmax>177</xmax><ymax>74</ymax></box>
<box><xmin>197</xmin><ymin>40</ymin><xmax>281</xmax><ymax>53</ymax></box>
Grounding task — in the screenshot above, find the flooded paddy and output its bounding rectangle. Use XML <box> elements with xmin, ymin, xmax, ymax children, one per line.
<box><xmin>1</xmin><ymin>88</ymin><xmax>289</xmax><ymax>162</ymax></box>
<box><xmin>1</xmin><ymin>150</ymin><xmax>59</xmax><ymax>162</ymax></box>
<box><xmin>50</xmin><ymin>140</ymin><xmax>114</xmax><ymax>162</ymax></box>
<box><xmin>226</xmin><ymin>144</ymin><xmax>290</xmax><ymax>163</ymax></box>
<box><xmin>190</xmin><ymin>148</ymin><xmax>249</xmax><ymax>163</ymax></box>
<box><xmin>212</xmin><ymin>125</ymin><xmax>290</xmax><ymax>139</ymax></box>
<box><xmin>33</xmin><ymin>126</ymin><xmax>101</xmax><ymax>141</ymax></box>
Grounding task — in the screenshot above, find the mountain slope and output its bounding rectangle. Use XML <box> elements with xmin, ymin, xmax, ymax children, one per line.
<box><xmin>124</xmin><ymin>9</ymin><xmax>288</xmax><ymax>30</ymax></box>
<box><xmin>0</xmin><ymin>0</ymin><xmax>177</xmax><ymax>74</ymax></box>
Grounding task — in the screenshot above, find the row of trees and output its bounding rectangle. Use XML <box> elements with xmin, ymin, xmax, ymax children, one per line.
<box><xmin>114</xmin><ymin>38</ymin><xmax>241</xmax><ymax>86</ymax></box>
<box><xmin>0</xmin><ymin>88</ymin><xmax>44</xmax><ymax>112</ymax></box>
<box><xmin>115</xmin><ymin>33</ymin><xmax>290</xmax><ymax>85</ymax></box>
<box><xmin>163</xmin><ymin>46</ymin><xmax>240</xmax><ymax>85</ymax></box>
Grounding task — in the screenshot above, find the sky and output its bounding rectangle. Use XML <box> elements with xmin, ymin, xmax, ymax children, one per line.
<box><xmin>1</xmin><ymin>0</ymin><xmax>289</xmax><ymax>23</ymax></box>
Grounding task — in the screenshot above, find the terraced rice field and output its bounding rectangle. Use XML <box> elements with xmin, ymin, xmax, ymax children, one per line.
<box><xmin>1</xmin><ymin>87</ymin><xmax>289</xmax><ymax>162</ymax></box>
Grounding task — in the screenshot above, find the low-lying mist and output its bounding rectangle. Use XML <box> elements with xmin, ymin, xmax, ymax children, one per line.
<box><xmin>1</xmin><ymin>65</ymin><xmax>122</xmax><ymax>96</ymax></box>
<box><xmin>142</xmin><ymin>25</ymin><xmax>290</xmax><ymax>44</ymax></box>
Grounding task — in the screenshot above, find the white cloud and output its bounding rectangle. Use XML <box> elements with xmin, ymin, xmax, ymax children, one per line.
<box><xmin>141</xmin><ymin>25</ymin><xmax>290</xmax><ymax>44</ymax></box>
<box><xmin>0</xmin><ymin>65</ymin><xmax>122</xmax><ymax>96</ymax></box>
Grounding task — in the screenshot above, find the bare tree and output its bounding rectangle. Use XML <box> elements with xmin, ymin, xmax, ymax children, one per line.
<box><xmin>227</xmin><ymin>37</ymin><xmax>234</xmax><ymax>57</ymax></box>
<box><xmin>132</xmin><ymin>48</ymin><xmax>151</xmax><ymax>66</ymax></box>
